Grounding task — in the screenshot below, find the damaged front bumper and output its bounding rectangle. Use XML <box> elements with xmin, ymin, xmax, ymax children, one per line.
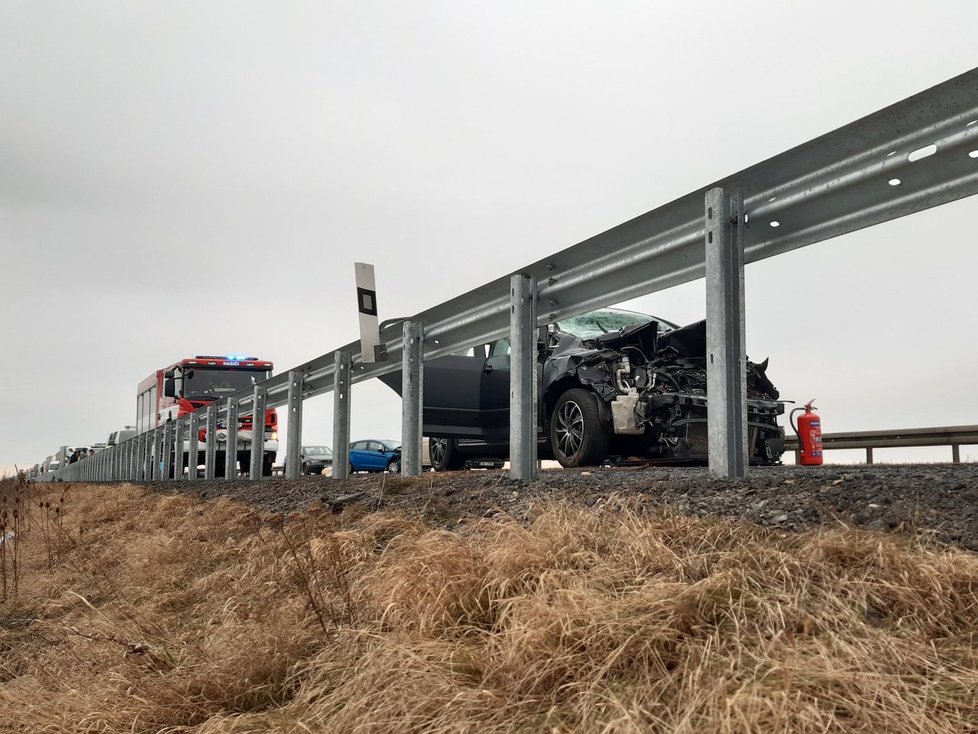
<box><xmin>639</xmin><ymin>393</ymin><xmax>785</xmax><ymax>464</ymax></box>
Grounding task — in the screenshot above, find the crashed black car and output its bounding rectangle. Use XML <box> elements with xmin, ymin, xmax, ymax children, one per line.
<box><xmin>381</xmin><ymin>308</ymin><xmax>785</xmax><ymax>470</ymax></box>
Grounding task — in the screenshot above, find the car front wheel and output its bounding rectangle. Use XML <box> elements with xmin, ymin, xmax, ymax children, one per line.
<box><xmin>386</xmin><ymin>456</ymin><xmax>401</xmax><ymax>473</ymax></box>
<box><xmin>429</xmin><ymin>437</ymin><xmax>465</xmax><ymax>471</ymax></box>
<box><xmin>550</xmin><ymin>388</ymin><xmax>611</xmax><ymax>467</ymax></box>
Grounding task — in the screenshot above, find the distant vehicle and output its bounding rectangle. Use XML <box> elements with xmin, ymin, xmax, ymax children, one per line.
<box><xmin>381</xmin><ymin>308</ymin><xmax>785</xmax><ymax>469</ymax></box>
<box><xmin>293</xmin><ymin>445</ymin><xmax>333</xmax><ymax>475</ymax></box>
<box><xmin>138</xmin><ymin>355</ymin><xmax>279</xmax><ymax>476</ymax></box>
<box><xmin>107</xmin><ymin>427</ymin><xmax>136</xmax><ymax>446</ymax></box>
<box><xmin>349</xmin><ymin>440</ymin><xmax>401</xmax><ymax>473</ymax></box>
<box><xmin>58</xmin><ymin>446</ymin><xmax>90</xmax><ymax>465</ymax></box>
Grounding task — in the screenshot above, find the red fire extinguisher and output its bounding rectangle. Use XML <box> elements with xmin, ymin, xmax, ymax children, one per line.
<box><xmin>790</xmin><ymin>399</ymin><xmax>823</xmax><ymax>466</ymax></box>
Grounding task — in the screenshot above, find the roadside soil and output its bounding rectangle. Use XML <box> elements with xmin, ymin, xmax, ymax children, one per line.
<box><xmin>138</xmin><ymin>463</ymin><xmax>978</xmax><ymax>551</ymax></box>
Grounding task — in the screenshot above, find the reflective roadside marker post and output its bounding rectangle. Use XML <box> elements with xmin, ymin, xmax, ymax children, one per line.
<box><xmin>187</xmin><ymin>410</ymin><xmax>200</xmax><ymax>482</ymax></box>
<box><xmin>204</xmin><ymin>404</ymin><xmax>218</xmax><ymax>480</ymax></box>
<box><xmin>285</xmin><ymin>371</ymin><xmax>304</xmax><ymax>481</ymax></box>
<box><xmin>162</xmin><ymin>423</ymin><xmax>174</xmax><ymax>481</ymax></box>
<box><xmin>225</xmin><ymin>397</ymin><xmax>239</xmax><ymax>480</ymax></box>
<box><xmin>172</xmin><ymin>419</ymin><xmax>184</xmax><ymax>480</ymax></box>
<box><xmin>705</xmin><ymin>187</ymin><xmax>748</xmax><ymax>478</ymax></box>
<box><xmin>355</xmin><ymin>262</ymin><xmax>381</xmax><ymax>363</ymax></box>
<box><xmin>510</xmin><ymin>273</ymin><xmax>538</xmax><ymax>480</ymax></box>
<box><xmin>401</xmin><ymin>321</ymin><xmax>423</xmax><ymax>477</ymax></box>
<box><xmin>249</xmin><ymin>385</ymin><xmax>267</xmax><ymax>480</ymax></box>
<box><xmin>332</xmin><ymin>352</ymin><xmax>352</xmax><ymax>480</ymax></box>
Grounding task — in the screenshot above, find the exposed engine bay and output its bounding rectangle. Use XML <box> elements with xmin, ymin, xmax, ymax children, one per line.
<box><xmin>544</xmin><ymin>316</ymin><xmax>786</xmax><ymax>465</ymax></box>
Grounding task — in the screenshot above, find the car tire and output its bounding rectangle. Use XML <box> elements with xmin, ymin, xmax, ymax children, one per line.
<box><xmin>386</xmin><ymin>456</ymin><xmax>401</xmax><ymax>473</ymax></box>
<box><xmin>429</xmin><ymin>437</ymin><xmax>465</xmax><ymax>471</ymax></box>
<box><xmin>550</xmin><ymin>388</ymin><xmax>611</xmax><ymax>467</ymax></box>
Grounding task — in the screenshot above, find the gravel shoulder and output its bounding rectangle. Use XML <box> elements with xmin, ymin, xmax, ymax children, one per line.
<box><xmin>132</xmin><ymin>464</ymin><xmax>978</xmax><ymax>551</ymax></box>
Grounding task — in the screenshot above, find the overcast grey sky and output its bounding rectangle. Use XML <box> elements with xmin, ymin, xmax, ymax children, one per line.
<box><xmin>3</xmin><ymin>1</ymin><xmax>977</xmax><ymax>474</ymax></box>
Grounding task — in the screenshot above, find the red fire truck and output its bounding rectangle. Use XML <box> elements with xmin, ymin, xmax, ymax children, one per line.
<box><xmin>136</xmin><ymin>355</ymin><xmax>278</xmax><ymax>476</ymax></box>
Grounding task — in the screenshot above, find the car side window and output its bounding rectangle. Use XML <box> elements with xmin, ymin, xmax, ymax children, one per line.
<box><xmin>351</xmin><ymin>441</ymin><xmax>366</xmax><ymax>451</ymax></box>
<box><xmin>365</xmin><ymin>441</ymin><xmax>380</xmax><ymax>452</ymax></box>
<box><xmin>451</xmin><ymin>344</ymin><xmax>488</xmax><ymax>358</ymax></box>
<box><xmin>489</xmin><ymin>338</ymin><xmax>511</xmax><ymax>357</ymax></box>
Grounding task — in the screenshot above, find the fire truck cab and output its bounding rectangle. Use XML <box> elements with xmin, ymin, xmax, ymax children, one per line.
<box><xmin>137</xmin><ymin>355</ymin><xmax>278</xmax><ymax>477</ymax></box>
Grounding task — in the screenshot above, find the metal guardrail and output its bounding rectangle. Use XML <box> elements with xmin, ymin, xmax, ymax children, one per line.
<box><xmin>784</xmin><ymin>425</ymin><xmax>978</xmax><ymax>464</ymax></box>
<box><xmin>44</xmin><ymin>66</ymin><xmax>978</xmax><ymax>484</ymax></box>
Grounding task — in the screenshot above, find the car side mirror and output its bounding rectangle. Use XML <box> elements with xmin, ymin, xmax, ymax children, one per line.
<box><xmin>163</xmin><ymin>377</ymin><xmax>176</xmax><ymax>398</ymax></box>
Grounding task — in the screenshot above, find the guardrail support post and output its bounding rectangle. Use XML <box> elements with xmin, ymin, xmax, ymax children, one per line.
<box><xmin>153</xmin><ymin>429</ymin><xmax>164</xmax><ymax>480</ymax></box>
<box><xmin>510</xmin><ymin>273</ymin><xmax>538</xmax><ymax>480</ymax></box>
<box><xmin>204</xmin><ymin>404</ymin><xmax>218</xmax><ymax>480</ymax></box>
<box><xmin>952</xmin><ymin>444</ymin><xmax>960</xmax><ymax>463</ymax></box>
<box><xmin>172</xmin><ymin>420</ymin><xmax>184</xmax><ymax>480</ymax></box>
<box><xmin>137</xmin><ymin>436</ymin><xmax>145</xmax><ymax>479</ymax></box>
<box><xmin>133</xmin><ymin>436</ymin><xmax>142</xmax><ymax>480</ymax></box>
<box><xmin>249</xmin><ymin>386</ymin><xmax>267</xmax><ymax>480</ymax></box>
<box><xmin>332</xmin><ymin>352</ymin><xmax>352</xmax><ymax>480</ymax></box>
<box><xmin>187</xmin><ymin>411</ymin><xmax>200</xmax><ymax>481</ymax></box>
<box><xmin>141</xmin><ymin>433</ymin><xmax>152</xmax><ymax>481</ymax></box>
<box><xmin>866</xmin><ymin>447</ymin><xmax>874</xmax><ymax>464</ymax></box>
<box><xmin>705</xmin><ymin>187</ymin><xmax>747</xmax><ymax>478</ymax></box>
<box><xmin>401</xmin><ymin>321</ymin><xmax>424</xmax><ymax>477</ymax></box>
<box><xmin>127</xmin><ymin>438</ymin><xmax>136</xmax><ymax>479</ymax></box>
<box><xmin>285</xmin><ymin>371</ymin><xmax>304</xmax><ymax>480</ymax></box>
<box><xmin>162</xmin><ymin>424</ymin><xmax>174</xmax><ymax>480</ymax></box>
<box><xmin>225</xmin><ymin>397</ymin><xmax>239</xmax><ymax>479</ymax></box>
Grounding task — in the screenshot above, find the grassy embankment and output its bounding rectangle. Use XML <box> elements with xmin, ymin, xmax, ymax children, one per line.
<box><xmin>1</xmin><ymin>476</ymin><xmax>977</xmax><ymax>733</ymax></box>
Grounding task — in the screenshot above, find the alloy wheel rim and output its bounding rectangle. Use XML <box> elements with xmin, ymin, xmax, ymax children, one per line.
<box><xmin>430</xmin><ymin>439</ymin><xmax>447</xmax><ymax>465</ymax></box>
<box><xmin>554</xmin><ymin>401</ymin><xmax>585</xmax><ymax>458</ymax></box>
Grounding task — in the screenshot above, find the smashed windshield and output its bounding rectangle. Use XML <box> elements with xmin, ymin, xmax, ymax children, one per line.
<box><xmin>182</xmin><ymin>368</ymin><xmax>270</xmax><ymax>399</ymax></box>
<box><xmin>304</xmin><ymin>446</ymin><xmax>333</xmax><ymax>457</ymax></box>
<box><xmin>554</xmin><ymin>308</ymin><xmax>676</xmax><ymax>340</ymax></box>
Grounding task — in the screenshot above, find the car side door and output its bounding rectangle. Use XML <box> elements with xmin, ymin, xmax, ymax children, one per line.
<box><xmin>480</xmin><ymin>338</ymin><xmax>512</xmax><ymax>438</ymax></box>
<box><xmin>365</xmin><ymin>441</ymin><xmax>387</xmax><ymax>470</ymax></box>
<box><xmin>419</xmin><ymin>345</ymin><xmax>490</xmax><ymax>438</ymax></box>
<box><xmin>349</xmin><ymin>440</ymin><xmax>368</xmax><ymax>471</ymax></box>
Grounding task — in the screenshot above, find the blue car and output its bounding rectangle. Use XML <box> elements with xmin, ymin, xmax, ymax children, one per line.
<box><xmin>349</xmin><ymin>439</ymin><xmax>401</xmax><ymax>473</ymax></box>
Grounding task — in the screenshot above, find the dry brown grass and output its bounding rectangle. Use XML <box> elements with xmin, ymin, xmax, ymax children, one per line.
<box><xmin>1</xmin><ymin>483</ymin><xmax>977</xmax><ymax>733</ymax></box>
